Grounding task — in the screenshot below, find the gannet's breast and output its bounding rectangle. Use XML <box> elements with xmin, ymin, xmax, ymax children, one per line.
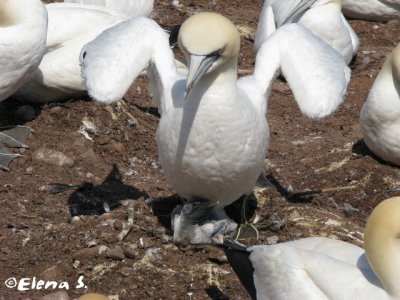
<box><xmin>360</xmin><ymin>59</ymin><xmax>400</xmax><ymax>166</ymax></box>
<box><xmin>156</xmin><ymin>88</ymin><xmax>268</xmax><ymax>207</ymax></box>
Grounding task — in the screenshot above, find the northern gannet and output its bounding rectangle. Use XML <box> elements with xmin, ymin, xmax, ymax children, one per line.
<box><xmin>343</xmin><ymin>0</ymin><xmax>400</xmax><ymax>21</ymax></box>
<box><xmin>63</xmin><ymin>0</ymin><xmax>154</xmax><ymax>17</ymax></box>
<box><xmin>255</xmin><ymin>0</ymin><xmax>359</xmax><ymax>65</ymax></box>
<box><xmin>0</xmin><ymin>0</ymin><xmax>47</xmax><ymax>170</ymax></box>
<box><xmin>14</xmin><ymin>3</ymin><xmax>129</xmax><ymax>103</ymax></box>
<box><xmin>360</xmin><ymin>44</ymin><xmax>400</xmax><ymax>166</ymax></box>
<box><xmin>217</xmin><ymin>197</ymin><xmax>400</xmax><ymax>300</ymax></box>
<box><xmin>81</xmin><ymin>13</ymin><xmax>350</xmax><ymax>243</ymax></box>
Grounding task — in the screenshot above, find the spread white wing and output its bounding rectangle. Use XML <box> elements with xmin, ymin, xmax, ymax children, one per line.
<box><xmin>81</xmin><ymin>17</ymin><xmax>178</xmax><ymax>114</ymax></box>
<box><xmin>253</xmin><ymin>23</ymin><xmax>350</xmax><ymax>119</ymax></box>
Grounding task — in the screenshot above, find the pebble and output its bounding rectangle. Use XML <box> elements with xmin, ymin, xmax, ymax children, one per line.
<box><xmin>15</xmin><ymin>105</ymin><xmax>36</xmax><ymax>121</ymax></box>
<box><xmin>73</xmin><ymin>245</ymin><xmax>108</xmax><ymax>264</ymax></box>
<box><xmin>38</xmin><ymin>291</ymin><xmax>70</xmax><ymax>300</ymax></box>
<box><xmin>32</xmin><ymin>148</ymin><xmax>75</xmax><ymax>168</ymax></box>
<box><xmin>77</xmin><ymin>294</ymin><xmax>108</xmax><ymax>300</ymax></box>
<box><xmin>123</xmin><ymin>245</ymin><xmax>137</xmax><ymax>259</ymax></box>
<box><xmin>49</xmin><ymin>106</ymin><xmax>63</xmax><ymax>115</ymax></box>
<box><xmin>113</xmin><ymin>220</ymin><xmax>124</xmax><ymax>231</ymax></box>
<box><xmin>41</xmin><ymin>265</ymin><xmax>64</xmax><ymax>281</ymax></box>
<box><xmin>25</xmin><ymin>167</ymin><xmax>33</xmax><ymax>175</ymax></box>
<box><xmin>266</xmin><ymin>235</ymin><xmax>279</xmax><ymax>245</ymax></box>
<box><xmin>106</xmin><ymin>246</ymin><xmax>125</xmax><ymax>260</ymax></box>
<box><xmin>120</xmin><ymin>267</ymin><xmax>132</xmax><ymax>277</ymax></box>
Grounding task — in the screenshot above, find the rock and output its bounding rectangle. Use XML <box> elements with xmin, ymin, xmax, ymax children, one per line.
<box><xmin>266</xmin><ymin>235</ymin><xmax>279</xmax><ymax>245</ymax></box>
<box><xmin>25</xmin><ymin>167</ymin><xmax>33</xmax><ymax>175</ymax></box>
<box><xmin>123</xmin><ymin>245</ymin><xmax>137</xmax><ymax>259</ymax></box>
<box><xmin>39</xmin><ymin>291</ymin><xmax>70</xmax><ymax>300</ymax></box>
<box><xmin>106</xmin><ymin>246</ymin><xmax>125</xmax><ymax>260</ymax></box>
<box><xmin>15</xmin><ymin>105</ymin><xmax>36</xmax><ymax>121</ymax></box>
<box><xmin>113</xmin><ymin>220</ymin><xmax>124</xmax><ymax>231</ymax></box>
<box><xmin>49</xmin><ymin>106</ymin><xmax>63</xmax><ymax>115</ymax></box>
<box><xmin>77</xmin><ymin>294</ymin><xmax>108</xmax><ymax>300</ymax></box>
<box><xmin>32</xmin><ymin>148</ymin><xmax>74</xmax><ymax>168</ymax></box>
<box><xmin>73</xmin><ymin>245</ymin><xmax>108</xmax><ymax>264</ymax></box>
<box><xmin>120</xmin><ymin>267</ymin><xmax>131</xmax><ymax>277</ymax></box>
<box><xmin>41</xmin><ymin>266</ymin><xmax>64</xmax><ymax>282</ymax></box>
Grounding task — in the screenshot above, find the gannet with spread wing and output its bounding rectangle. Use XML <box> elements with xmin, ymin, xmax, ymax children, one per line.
<box><xmin>255</xmin><ymin>0</ymin><xmax>359</xmax><ymax>65</ymax></box>
<box><xmin>81</xmin><ymin>13</ymin><xmax>350</xmax><ymax>243</ymax></box>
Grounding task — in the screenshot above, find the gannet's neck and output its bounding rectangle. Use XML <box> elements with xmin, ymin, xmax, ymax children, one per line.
<box><xmin>364</xmin><ymin>197</ymin><xmax>400</xmax><ymax>297</ymax></box>
<box><xmin>187</xmin><ymin>59</ymin><xmax>238</xmax><ymax>105</ymax></box>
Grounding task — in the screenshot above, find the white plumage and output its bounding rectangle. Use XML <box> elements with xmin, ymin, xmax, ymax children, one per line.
<box><xmin>342</xmin><ymin>0</ymin><xmax>400</xmax><ymax>21</ymax></box>
<box><xmin>14</xmin><ymin>3</ymin><xmax>129</xmax><ymax>103</ymax></box>
<box><xmin>63</xmin><ymin>0</ymin><xmax>154</xmax><ymax>17</ymax></box>
<box><xmin>81</xmin><ymin>13</ymin><xmax>349</xmax><ymax>243</ymax></box>
<box><xmin>0</xmin><ymin>0</ymin><xmax>47</xmax><ymax>171</ymax></box>
<box><xmin>255</xmin><ymin>0</ymin><xmax>359</xmax><ymax>65</ymax></box>
<box><xmin>220</xmin><ymin>197</ymin><xmax>400</xmax><ymax>300</ymax></box>
<box><xmin>0</xmin><ymin>0</ymin><xmax>47</xmax><ymax>102</ymax></box>
<box><xmin>360</xmin><ymin>44</ymin><xmax>400</xmax><ymax>166</ymax></box>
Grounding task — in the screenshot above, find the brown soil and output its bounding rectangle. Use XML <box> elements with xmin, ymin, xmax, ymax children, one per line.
<box><xmin>1</xmin><ymin>1</ymin><xmax>399</xmax><ymax>299</ymax></box>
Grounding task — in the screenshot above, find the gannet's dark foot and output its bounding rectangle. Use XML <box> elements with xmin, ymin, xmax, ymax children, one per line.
<box><xmin>0</xmin><ymin>126</ymin><xmax>32</xmax><ymax>171</ymax></box>
<box><xmin>171</xmin><ymin>198</ymin><xmax>237</xmax><ymax>244</ymax></box>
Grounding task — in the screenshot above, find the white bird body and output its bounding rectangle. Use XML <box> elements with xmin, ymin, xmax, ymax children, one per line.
<box><xmin>255</xmin><ymin>0</ymin><xmax>359</xmax><ymax>64</ymax></box>
<box><xmin>360</xmin><ymin>45</ymin><xmax>400</xmax><ymax>166</ymax></box>
<box><xmin>14</xmin><ymin>3</ymin><xmax>128</xmax><ymax>103</ymax></box>
<box><xmin>81</xmin><ymin>14</ymin><xmax>349</xmax><ymax>242</ymax></box>
<box><xmin>222</xmin><ymin>197</ymin><xmax>400</xmax><ymax>300</ymax></box>
<box><xmin>0</xmin><ymin>0</ymin><xmax>47</xmax><ymax>102</ymax></box>
<box><xmin>342</xmin><ymin>0</ymin><xmax>400</xmax><ymax>21</ymax></box>
<box><xmin>64</xmin><ymin>0</ymin><xmax>154</xmax><ymax>17</ymax></box>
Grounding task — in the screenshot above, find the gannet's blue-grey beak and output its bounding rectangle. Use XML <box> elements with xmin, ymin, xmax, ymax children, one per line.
<box><xmin>185</xmin><ymin>51</ymin><xmax>220</xmax><ymax>95</ymax></box>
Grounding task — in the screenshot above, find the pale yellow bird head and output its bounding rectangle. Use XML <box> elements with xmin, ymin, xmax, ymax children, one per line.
<box><xmin>178</xmin><ymin>12</ymin><xmax>240</xmax><ymax>93</ymax></box>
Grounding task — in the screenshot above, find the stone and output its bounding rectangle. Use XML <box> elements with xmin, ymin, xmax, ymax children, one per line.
<box><xmin>106</xmin><ymin>246</ymin><xmax>125</xmax><ymax>260</ymax></box>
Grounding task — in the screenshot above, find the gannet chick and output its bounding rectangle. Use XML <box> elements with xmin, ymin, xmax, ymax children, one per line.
<box><xmin>0</xmin><ymin>0</ymin><xmax>47</xmax><ymax>170</ymax></box>
<box><xmin>255</xmin><ymin>0</ymin><xmax>359</xmax><ymax>64</ymax></box>
<box><xmin>342</xmin><ymin>0</ymin><xmax>400</xmax><ymax>21</ymax></box>
<box><xmin>360</xmin><ymin>44</ymin><xmax>400</xmax><ymax>166</ymax></box>
<box><xmin>81</xmin><ymin>13</ymin><xmax>349</xmax><ymax>243</ymax></box>
<box><xmin>63</xmin><ymin>0</ymin><xmax>154</xmax><ymax>17</ymax></box>
<box><xmin>217</xmin><ymin>197</ymin><xmax>400</xmax><ymax>300</ymax></box>
<box><xmin>13</xmin><ymin>3</ymin><xmax>129</xmax><ymax>103</ymax></box>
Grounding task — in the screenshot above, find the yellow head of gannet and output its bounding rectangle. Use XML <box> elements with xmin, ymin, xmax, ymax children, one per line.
<box><xmin>364</xmin><ymin>197</ymin><xmax>400</xmax><ymax>297</ymax></box>
<box><xmin>178</xmin><ymin>12</ymin><xmax>240</xmax><ymax>93</ymax></box>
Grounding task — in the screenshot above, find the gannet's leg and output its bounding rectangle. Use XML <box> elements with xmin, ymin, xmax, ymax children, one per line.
<box><xmin>171</xmin><ymin>198</ymin><xmax>237</xmax><ymax>244</ymax></box>
<box><xmin>0</xmin><ymin>126</ymin><xmax>32</xmax><ymax>171</ymax></box>
<box><xmin>235</xmin><ymin>194</ymin><xmax>259</xmax><ymax>240</ymax></box>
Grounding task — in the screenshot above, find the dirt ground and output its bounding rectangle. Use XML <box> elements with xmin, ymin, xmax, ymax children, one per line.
<box><xmin>1</xmin><ymin>0</ymin><xmax>399</xmax><ymax>299</ymax></box>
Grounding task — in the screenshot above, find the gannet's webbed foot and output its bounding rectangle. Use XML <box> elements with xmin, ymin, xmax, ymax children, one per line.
<box><xmin>0</xmin><ymin>126</ymin><xmax>32</xmax><ymax>171</ymax></box>
<box><xmin>172</xmin><ymin>198</ymin><xmax>237</xmax><ymax>244</ymax></box>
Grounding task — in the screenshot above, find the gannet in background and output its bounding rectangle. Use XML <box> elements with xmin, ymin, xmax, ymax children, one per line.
<box><xmin>217</xmin><ymin>197</ymin><xmax>400</xmax><ymax>300</ymax></box>
<box><xmin>360</xmin><ymin>44</ymin><xmax>400</xmax><ymax>166</ymax></box>
<box><xmin>343</xmin><ymin>0</ymin><xmax>400</xmax><ymax>21</ymax></box>
<box><xmin>0</xmin><ymin>0</ymin><xmax>47</xmax><ymax>170</ymax></box>
<box><xmin>14</xmin><ymin>3</ymin><xmax>129</xmax><ymax>103</ymax></box>
<box><xmin>255</xmin><ymin>0</ymin><xmax>359</xmax><ymax>65</ymax></box>
<box><xmin>63</xmin><ymin>0</ymin><xmax>154</xmax><ymax>17</ymax></box>
<box><xmin>81</xmin><ymin>13</ymin><xmax>350</xmax><ymax>243</ymax></box>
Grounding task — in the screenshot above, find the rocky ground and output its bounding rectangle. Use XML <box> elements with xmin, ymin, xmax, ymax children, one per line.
<box><xmin>0</xmin><ymin>0</ymin><xmax>399</xmax><ymax>299</ymax></box>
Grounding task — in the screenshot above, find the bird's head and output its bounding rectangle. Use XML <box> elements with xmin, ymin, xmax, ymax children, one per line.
<box><xmin>178</xmin><ymin>12</ymin><xmax>240</xmax><ymax>94</ymax></box>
